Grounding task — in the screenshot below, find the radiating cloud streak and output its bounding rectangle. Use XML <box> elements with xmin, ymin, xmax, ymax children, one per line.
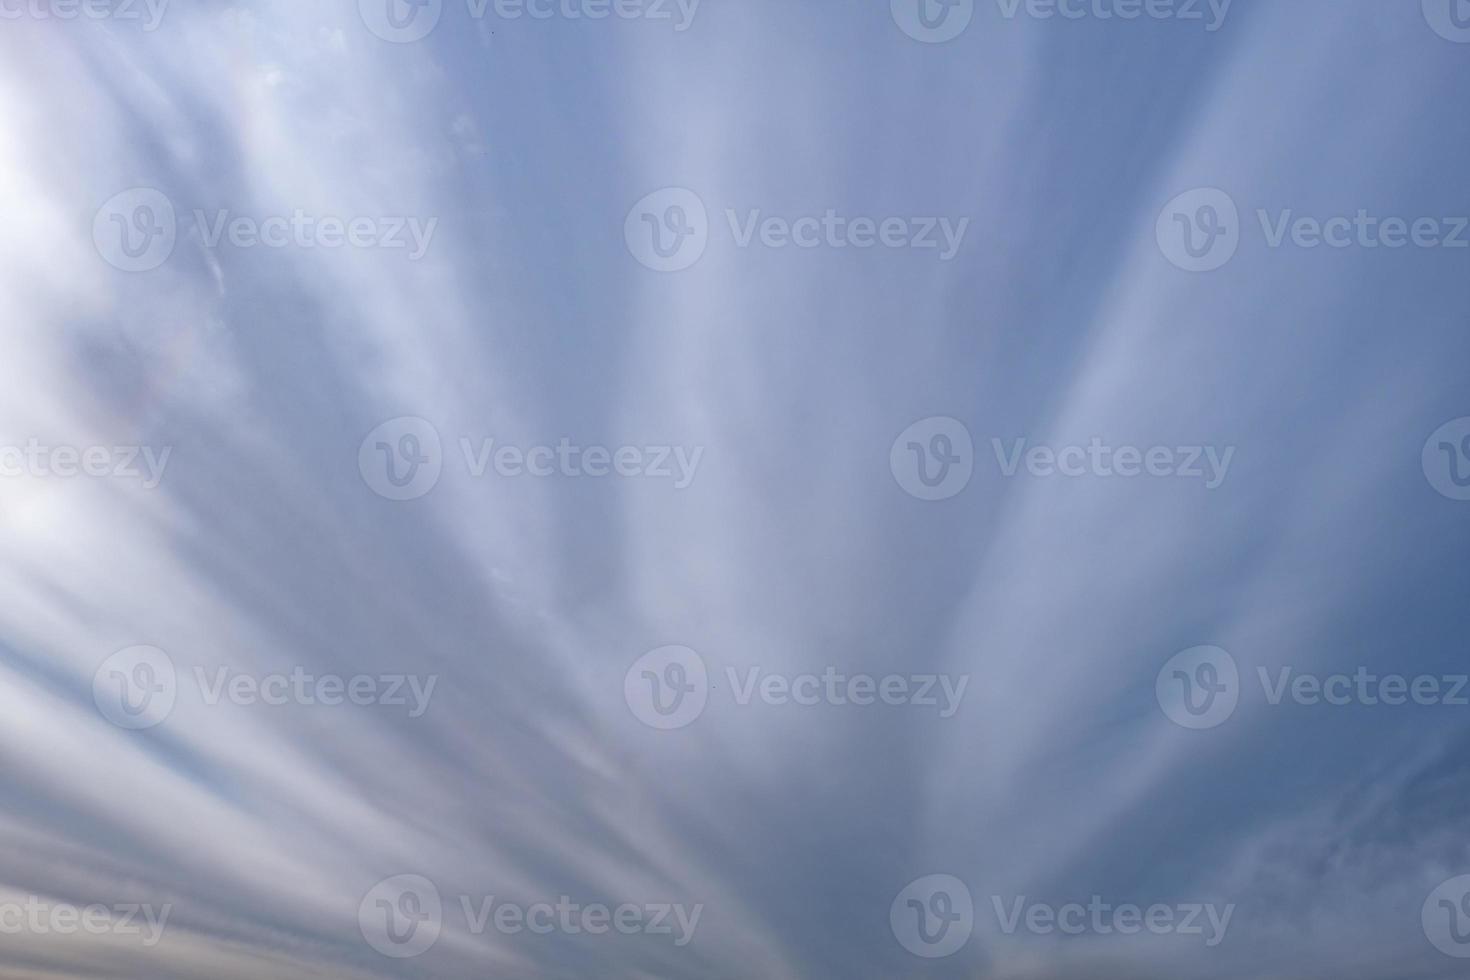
<box><xmin>0</xmin><ymin>1</ymin><xmax>1467</xmax><ymax>977</ymax></box>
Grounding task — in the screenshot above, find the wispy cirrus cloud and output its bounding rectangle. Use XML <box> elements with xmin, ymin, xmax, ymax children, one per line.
<box><xmin>0</xmin><ymin>1</ymin><xmax>1467</xmax><ymax>977</ymax></box>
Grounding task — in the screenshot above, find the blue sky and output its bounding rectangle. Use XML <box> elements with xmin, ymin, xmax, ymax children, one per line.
<box><xmin>0</xmin><ymin>0</ymin><xmax>1469</xmax><ymax>977</ymax></box>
